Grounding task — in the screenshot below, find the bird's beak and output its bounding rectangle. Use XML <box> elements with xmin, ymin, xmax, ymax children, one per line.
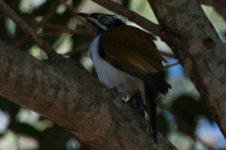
<box><xmin>77</xmin><ymin>12</ymin><xmax>105</xmax><ymax>32</ymax></box>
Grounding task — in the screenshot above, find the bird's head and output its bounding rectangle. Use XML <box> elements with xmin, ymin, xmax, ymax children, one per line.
<box><xmin>77</xmin><ymin>13</ymin><xmax>126</xmax><ymax>33</ymax></box>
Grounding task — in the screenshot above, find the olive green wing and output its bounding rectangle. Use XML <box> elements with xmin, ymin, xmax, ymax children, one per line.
<box><xmin>99</xmin><ymin>25</ymin><xmax>170</xmax><ymax>93</ymax></box>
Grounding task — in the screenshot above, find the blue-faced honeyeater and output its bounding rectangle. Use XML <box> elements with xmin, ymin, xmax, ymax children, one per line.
<box><xmin>78</xmin><ymin>13</ymin><xmax>171</xmax><ymax>143</ymax></box>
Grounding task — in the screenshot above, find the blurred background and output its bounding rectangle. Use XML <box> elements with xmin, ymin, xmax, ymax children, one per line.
<box><xmin>0</xmin><ymin>0</ymin><xmax>225</xmax><ymax>150</ymax></box>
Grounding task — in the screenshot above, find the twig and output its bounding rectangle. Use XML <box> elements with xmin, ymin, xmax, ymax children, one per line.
<box><xmin>13</xmin><ymin>1</ymin><xmax>61</xmax><ymax>49</ymax></box>
<box><xmin>91</xmin><ymin>0</ymin><xmax>163</xmax><ymax>36</ymax></box>
<box><xmin>0</xmin><ymin>0</ymin><xmax>61</xmax><ymax>59</ymax></box>
<box><xmin>41</xmin><ymin>30</ymin><xmax>92</xmax><ymax>37</ymax></box>
<box><xmin>40</xmin><ymin>23</ymin><xmax>93</xmax><ymax>35</ymax></box>
<box><xmin>60</xmin><ymin>0</ymin><xmax>76</xmax><ymax>13</ymax></box>
<box><xmin>66</xmin><ymin>42</ymin><xmax>90</xmax><ymax>55</ymax></box>
<box><xmin>41</xmin><ymin>2</ymin><xmax>59</xmax><ymax>23</ymax></box>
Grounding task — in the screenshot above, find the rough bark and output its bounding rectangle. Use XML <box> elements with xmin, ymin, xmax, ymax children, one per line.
<box><xmin>148</xmin><ymin>0</ymin><xmax>226</xmax><ymax>137</ymax></box>
<box><xmin>0</xmin><ymin>40</ymin><xmax>177</xmax><ymax>150</ymax></box>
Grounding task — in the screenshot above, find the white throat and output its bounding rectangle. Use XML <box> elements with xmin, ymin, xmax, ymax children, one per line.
<box><xmin>88</xmin><ymin>35</ymin><xmax>144</xmax><ymax>98</ymax></box>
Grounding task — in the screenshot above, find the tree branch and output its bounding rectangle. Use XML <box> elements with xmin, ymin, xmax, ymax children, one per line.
<box><xmin>91</xmin><ymin>0</ymin><xmax>164</xmax><ymax>36</ymax></box>
<box><xmin>0</xmin><ymin>40</ymin><xmax>177</xmax><ymax>149</ymax></box>
<box><xmin>148</xmin><ymin>0</ymin><xmax>226</xmax><ymax>138</ymax></box>
<box><xmin>0</xmin><ymin>0</ymin><xmax>60</xmax><ymax>59</ymax></box>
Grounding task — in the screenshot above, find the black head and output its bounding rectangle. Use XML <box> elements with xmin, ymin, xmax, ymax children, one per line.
<box><xmin>77</xmin><ymin>13</ymin><xmax>126</xmax><ymax>33</ymax></box>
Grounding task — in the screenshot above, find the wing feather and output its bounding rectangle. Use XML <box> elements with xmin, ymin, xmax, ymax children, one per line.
<box><xmin>99</xmin><ymin>25</ymin><xmax>171</xmax><ymax>93</ymax></box>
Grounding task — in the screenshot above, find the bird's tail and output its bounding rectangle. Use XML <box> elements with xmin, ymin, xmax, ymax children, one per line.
<box><xmin>144</xmin><ymin>85</ymin><xmax>158</xmax><ymax>143</ymax></box>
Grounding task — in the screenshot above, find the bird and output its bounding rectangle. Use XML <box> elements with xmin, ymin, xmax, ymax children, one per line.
<box><xmin>77</xmin><ymin>12</ymin><xmax>171</xmax><ymax>143</ymax></box>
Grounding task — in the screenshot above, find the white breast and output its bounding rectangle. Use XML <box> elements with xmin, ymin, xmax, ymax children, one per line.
<box><xmin>88</xmin><ymin>35</ymin><xmax>144</xmax><ymax>96</ymax></box>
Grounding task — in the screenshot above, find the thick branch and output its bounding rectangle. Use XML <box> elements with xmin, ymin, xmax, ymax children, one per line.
<box><xmin>0</xmin><ymin>40</ymin><xmax>177</xmax><ymax>150</ymax></box>
<box><xmin>148</xmin><ymin>0</ymin><xmax>226</xmax><ymax>137</ymax></box>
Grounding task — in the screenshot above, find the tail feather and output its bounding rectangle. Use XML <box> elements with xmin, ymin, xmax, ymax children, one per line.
<box><xmin>145</xmin><ymin>85</ymin><xmax>158</xmax><ymax>143</ymax></box>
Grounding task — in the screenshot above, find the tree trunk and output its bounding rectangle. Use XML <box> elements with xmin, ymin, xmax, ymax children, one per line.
<box><xmin>149</xmin><ymin>0</ymin><xmax>226</xmax><ymax>137</ymax></box>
